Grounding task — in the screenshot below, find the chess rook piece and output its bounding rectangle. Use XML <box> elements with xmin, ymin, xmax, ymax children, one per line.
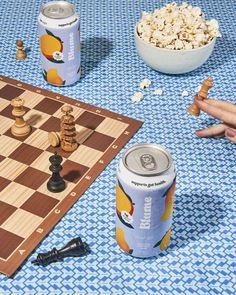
<box><xmin>47</xmin><ymin>152</ymin><xmax>65</xmax><ymax>193</ymax></box>
<box><xmin>16</xmin><ymin>40</ymin><xmax>27</xmax><ymax>60</ymax></box>
<box><xmin>60</xmin><ymin>105</ymin><xmax>78</xmax><ymax>152</ymax></box>
<box><xmin>187</xmin><ymin>76</ymin><xmax>213</xmax><ymax>116</ymax></box>
<box><xmin>11</xmin><ymin>97</ymin><xmax>31</xmax><ymax>137</ymax></box>
<box><xmin>31</xmin><ymin>237</ymin><xmax>85</xmax><ymax>266</ymax></box>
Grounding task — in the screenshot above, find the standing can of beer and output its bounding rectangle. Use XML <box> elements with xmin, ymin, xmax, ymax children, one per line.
<box><xmin>38</xmin><ymin>1</ymin><xmax>80</xmax><ymax>86</ymax></box>
<box><xmin>116</xmin><ymin>143</ymin><xmax>176</xmax><ymax>258</ymax></box>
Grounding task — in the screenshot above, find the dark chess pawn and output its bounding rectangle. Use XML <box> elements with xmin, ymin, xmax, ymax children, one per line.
<box><xmin>32</xmin><ymin>237</ymin><xmax>85</xmax><ymax>266</ymax></box>
<box><xmin>47</xmin><ymin>151</ymin><xmax>65</xmax><ymax>193</ymax></box>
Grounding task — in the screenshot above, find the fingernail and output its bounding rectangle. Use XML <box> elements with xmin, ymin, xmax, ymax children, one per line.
<box><xmin>196</xmin><ymin>130</ymin><xmax>202</xmax><ymax>136</ymax></box>
<box><xmin>226</xmin><ymin>128</ymin><xmax>236</xmax><ymax>137</ymax></box>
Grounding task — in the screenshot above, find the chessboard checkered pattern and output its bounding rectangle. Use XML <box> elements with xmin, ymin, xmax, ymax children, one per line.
<box><xmin>0</xmin><ymin>0</ymin><xmax>236</xmax><ymax>294</ymax></box>
<box><xmin>0</xmin><ymin>76</ymin><xmax>141</xmax><ymax>276</ymax></box>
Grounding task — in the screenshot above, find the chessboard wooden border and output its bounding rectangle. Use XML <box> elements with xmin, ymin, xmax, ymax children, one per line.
<box><xmin>0</xmin><ymin>75</ymin><xmax>143</xmax><ymax>276</ymax></box>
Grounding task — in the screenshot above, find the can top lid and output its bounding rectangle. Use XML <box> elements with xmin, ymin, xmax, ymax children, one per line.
<box><xmin>41</xmin><ymin>1</ymin><xmax>75</xmax><ymax>19</ymax></box>
<box><xmin>122</xmin><ymin>144</ymin><xmax>172</xmax><ymax>176</ymax></box>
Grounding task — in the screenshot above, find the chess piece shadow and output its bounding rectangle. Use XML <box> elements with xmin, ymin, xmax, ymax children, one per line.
<box><xmin>26</xmin><ymin>114</ymin><xmax>42</xmax><ymax>126</ymax></box>
<box><xmin>63</xmin><ymin>170</ymin><xmax>81</xmax><ymax>183</ymax></box>
<box><xmin>25</xmin><ymin>47</ymin><xmax>31</xmax><ymax>54</ymax></box>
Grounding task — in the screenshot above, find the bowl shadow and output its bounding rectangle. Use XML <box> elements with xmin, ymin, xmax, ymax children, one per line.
<box><xmin>179</xmin><ymin>36</ymin><xmax>236</xmax><ymax>76</ymax></box>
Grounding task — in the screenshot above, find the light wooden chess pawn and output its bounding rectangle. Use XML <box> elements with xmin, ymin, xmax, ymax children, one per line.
<box><xmin>187</xmin><ymin>76</ymin><xmax>213</xmax><ymax>116</ymax></box>
<box><xmin>60</xmin><ymin>105</ymin><xmax>78</xmax><ymax>152</ymax></box>
<box><xmin>11</xmin><ymin>97</ymin><xmax>31</xmax><ymax>137</ymax></box>
<box><xmin>16</xmin><ymin>40</ymin><xmax>27</xmax><ymax>60</ymax></box>
<box><xmin>48</xmin><ymin>132</ymin><xmax>61</xmax><ymax>147</ymax></box>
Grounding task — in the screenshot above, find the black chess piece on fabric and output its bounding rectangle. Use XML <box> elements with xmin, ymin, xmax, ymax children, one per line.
<box><xmin>47</xmin><ymin>152</ymin><xmax>65</xmax><ymax>193</ymax></box>
<box><xmin>32</xmin><ymin>237</ymin><xmax>85</xmax><ymax>266</ymax></box>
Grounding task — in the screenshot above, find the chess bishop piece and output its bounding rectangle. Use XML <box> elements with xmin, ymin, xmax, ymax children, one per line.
<box><xmin>47</xmin><ymin>152</ymin><xmax>65</xmax><ymax>193</ymax></box>
<box><xmin>31</xmin><ymin>237</ymin><xmax>85</xmax><ymax>266</ymax></box>
<box><xmin>11</xmin><ymin>97</ymin><xmax>31</xmax><ymax>137</ymax></box>
<box><xmin>16</xmin><ymin>40</ymin><xmax>27</xmax><ymax>60</ymax></box>
<box><xmin>60</xmin><ymin>105</ymin><xmax>78</xmax><ymax>152</ymax></box>
<box><xmin>187</xmin><ymin>76</ymin><xmax>213</xmax><ymax>116</ymax></box>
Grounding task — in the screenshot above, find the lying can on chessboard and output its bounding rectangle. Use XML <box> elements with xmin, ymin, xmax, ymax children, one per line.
<box><xmin>116</xmin><ymin>143</ymin><xmax>176</xmax><ymax>258</ymax></box>
<box><xmin>38</xmin><ymin>1</ymin><xmax>80</xmax><ymax>86</ymax></box>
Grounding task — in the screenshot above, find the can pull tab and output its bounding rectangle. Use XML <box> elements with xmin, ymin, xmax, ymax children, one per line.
<box><xmin>140</xmin><ymin>154</ymin><xmax>157</xmax><ymax>170</ymax></box>
<box><xmin>48</xmin><ymin>7</ymin><xmax>64</xmax><ymax>15</ymax></box>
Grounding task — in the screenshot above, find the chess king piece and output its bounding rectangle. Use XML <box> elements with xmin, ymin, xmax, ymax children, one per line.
<box><xmin>31</xmin><ymin>237</ymin><xmax>85</xmax><ymax>266</ymax></box>
<box><xmin>60</xmin><ymin>105</ymin><xmax>78</xmax><ymax>152</ymax></box>
<box><xmin>11</xmin><ymin>97</ymin><xmax>31</xmax><ymax>137</ymax></box>
<box><xmin>187</xmin><ymin>76</ymin><xmax>213</xmax><ymax>116</ymax></box>
<box><xmin>16</xmin><ymin>40</ymin><xmax>27</xmax><ymax>60</ymax></box>
<box><xmin>47</xmin><ymin>152</ymin><xmax>65</xmax><ymax>193</ymax></box>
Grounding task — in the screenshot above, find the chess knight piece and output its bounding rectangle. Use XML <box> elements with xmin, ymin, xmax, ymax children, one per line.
<box><xmin>60</xmin><ymin>105</ymin><xmax>78</xmax><ymax>152</ymax></box>
<box><xmin>47</xmin><ymin>152</ymin><xmax>65</xmax><ymax>193</ymax></box>
<box><xmin>11</xmin><ymin>97</ymin><xmax>31</xmax><ymax>137</ymax></box>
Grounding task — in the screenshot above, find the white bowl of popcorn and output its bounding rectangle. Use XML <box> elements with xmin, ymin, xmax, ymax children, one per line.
<box><xmin>135</xmin><ymin>2</ymin><xmax>221</xmax><ymax>74</ymax></box>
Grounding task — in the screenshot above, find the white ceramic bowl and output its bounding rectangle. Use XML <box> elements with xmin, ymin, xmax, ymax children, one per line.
<box><xmin>134</xmin><ymin>25</ymin><xmax>216</xmax><ymax>74</ymax></box>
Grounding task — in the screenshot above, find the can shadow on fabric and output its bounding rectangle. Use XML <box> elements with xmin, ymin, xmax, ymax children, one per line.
<box><xmin>169</xmin><ymin>192</ymin><xmax>226</xmax><ymax>252</ymax></box>
<box><xmin>80</xmin><ymin>37</ymin><xmax>113</xmax><ymax>78</ymax></box>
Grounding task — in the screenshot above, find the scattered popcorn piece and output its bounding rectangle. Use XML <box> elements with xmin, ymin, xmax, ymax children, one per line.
<box><xmin>137</xmin><ymin>2</ymin><xmax>221</xmax><ymax>50</ymax></box>
<box><xmin>182</xmin><ymin>90</ymin><xmax>189</xmax><ymax>97</ymax></box>
<box><xmin>131</xmin><ymin>92</ymin><xmax>144</xmax><ymax>103</ymax></box>
<box><xmin>140</xmin><ymin>78</ymin><xmax>151</xmax><ymax>89</ymax></box>
<box><xmin>196</xmin><ymin>85</ymin><xmax>202</xmax><ymax>93</ymax></box>
<box><xmin>153</xmin><ymin>88</ymin><xmax>163</xmax><ymax>95</ymax></box>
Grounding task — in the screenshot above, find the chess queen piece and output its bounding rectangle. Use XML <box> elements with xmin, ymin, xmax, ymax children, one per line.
<box><xmin>187</xmin><ymin>76</ymin><xmax>213</xmax><ymax>116</ymax></box>
<box><xmin>16</xmin><ymin>40</ymin><xmax>27</xmax><ymax>60</ymax></box>
<box><xmin>60</xmin><ymin>105</ymin><xmax>78</xmax><ymax>152</ymax></box>
<box><xmin>11</xmin><ymin>97</ymin><xmax>31</xmax><ymax>137</ymax></box>
<box><xmin>47</xmin><ymin>152</ymin><xmax>65</xmax><ymax>193</ymax></box>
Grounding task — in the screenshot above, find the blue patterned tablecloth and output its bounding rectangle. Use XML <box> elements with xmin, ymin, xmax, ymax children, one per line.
<box><xmin>0</xmin><ymin>0</ymin><xmax>235</xmax><ymax>294</ymax></box>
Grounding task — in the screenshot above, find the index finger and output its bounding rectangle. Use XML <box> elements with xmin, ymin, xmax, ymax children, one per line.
<box><xmin>204</xmin><ymin>99</ymin><xmax>236</xmax><ymax>114</ymax></box>
<box><xmin>195</xmin><ymin>99</ymin><xmax>236</xmax><ymax>126</ymax></box>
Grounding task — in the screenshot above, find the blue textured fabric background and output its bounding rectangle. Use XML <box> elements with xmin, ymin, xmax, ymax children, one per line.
<box><xmin>0</xmin><ymin>0</ymin><xmax>235</xmax><ymax>294</ymax></box>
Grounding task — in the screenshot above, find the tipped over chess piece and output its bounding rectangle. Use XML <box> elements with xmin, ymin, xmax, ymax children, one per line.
<box><xmin>31</xmin><ymin>237</ymin><xmax>85</xmax><ymax>266</ymax></box>
<box><xmin>187</xmin><ymin>76</ymin><xmax>213</xmax><ymax>116</ymax></box>
<box><xmin>48</xmin><ymin>131</ymin><xmax>61</xmax><ymax>147</ymax></box>
<box><xmin>11</xmin><ymin>97</ymin><xmax>31</xmax><ymax>137</ymax></box>
<box><xmin>16</xmin><ymin>40</ymin><xmax>27</xmax><ymax>60</ymax></box>
<box><xmin>47</xmin><ymin>151</ymin><xmax>65</xmax><ymax>193</ymax></box>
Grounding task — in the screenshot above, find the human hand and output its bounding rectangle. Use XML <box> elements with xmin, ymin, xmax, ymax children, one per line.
<box><xmin>195</xmin><ymin>99</ymin><xmax>236</xmax><ymax>143</ymax></box>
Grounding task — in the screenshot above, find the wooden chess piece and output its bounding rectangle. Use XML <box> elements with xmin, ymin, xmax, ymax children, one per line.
<box><xmin>60</xmin><ymin>105</ymin><xmax>78</xmax><ymax>152</ymax></box>
<box><xmin>16</xmin><ymin>40</ymin><xmax>27</xmax><ymax>60</ymax></box>
<box><xmin>48</xmin><ymin>132</ymin><xmax>61</xmax><ymax>147</ymax></box>
<box><xmin>47</xmin><ymin>152</ymin><xmax>65</xmax><ymax>193</ymax></box>
<box><xmin>187</xmin><ymin>76</ymin><xmax>213</xmax><ymax>116</ymax></box>
<box><xmin>11</xmin><ymin>97</ymin><xmax>31</xmax><ymax>137</ymax></box>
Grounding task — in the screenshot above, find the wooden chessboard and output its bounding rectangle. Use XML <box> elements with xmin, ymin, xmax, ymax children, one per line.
<box><xmin>0</xmin><ymin>75</ymin><xmax>142</xmax><ymax>277</ymax></box>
